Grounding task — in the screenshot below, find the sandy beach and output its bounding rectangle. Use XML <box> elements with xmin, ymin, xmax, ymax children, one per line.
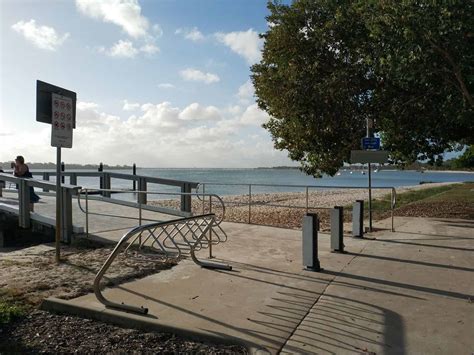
<box><xmin>150</xmin><ymin>182</ymin><xmax>460</xmax><ymax>230</ymax></box>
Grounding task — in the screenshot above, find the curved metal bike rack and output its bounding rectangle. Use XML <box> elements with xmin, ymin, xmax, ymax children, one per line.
<box><xmin>93</xmin><ymin>213</ymin><xmax>232</xmax><ymax>315</ymax></box>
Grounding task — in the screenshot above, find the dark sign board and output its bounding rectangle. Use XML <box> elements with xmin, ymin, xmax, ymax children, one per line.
<box><xmin>36</xmin><ymin>80</ymin><xmax>76</xmax><ymax>128</ymax></box>
<box><xmin>351</xmin><ymin>150</ymin><xmax>388</xmax><ymax>164</ymax></box>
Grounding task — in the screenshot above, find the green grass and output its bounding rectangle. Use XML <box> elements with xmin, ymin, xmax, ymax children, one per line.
<box><xmin>0</xmin><ymin>295</ymin><xmax>27</xmax><ymax>324</ymax></box>
<box><xmin>353</xmin><ymin>182</ymin><xmax>474</xmax><ymax>212</ymax></box>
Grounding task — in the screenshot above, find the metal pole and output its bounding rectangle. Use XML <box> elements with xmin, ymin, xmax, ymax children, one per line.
<box><xmin>61</xmin><ymin>161</ymin><xmax>65</xmax><ymax>183</ymax></box>
<box><xmin>368</xmin><ymin>163</ymin><xmax>372</xmax><ymax>232</ymax></box>
<box><xmin>391</xmin><ymin>188</ymin><xmax>394</xmax><ymax>232</ymax></box>
<box><xmin>209</xmin><ymin>195</ymin><xmax>213</xmax><ymax>259</ymax></box>
<box><xmin>139</xmin><ymin>202</ymin><xmax>142</xmax><ymax>226</ymax></box>
<box><xmin>85</xmin><ymin>189</ymin><xmax>89</xmax><ymax>238</ymax></box>
<box><xmin>55</xmin><ymin>147</ymin><xmax>61</xmax><ymax>263</ymax></box>
<box><xmin>202</xmin><ymin>184</ymin><xmax>205</xmax><ymax>214</ymax></box>
<box><xmin>248</xmin><ymin>184</ymin><xmax>252</xmax><ymax>224</ymax></box>
<box><xmin>132</xmin><ymin>163</ymin><xmax>136</xmax><ymax>191</ymax></box>
<box><xmin>366</xmin><ymin>117</ymin><xmax>373</xmax><ymax>233</ymax></box>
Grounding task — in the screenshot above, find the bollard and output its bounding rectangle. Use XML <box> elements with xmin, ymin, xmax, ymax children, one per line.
<box><xmin>302</xmin><ymin>213</ymin><xmax>321</xmax><ymax>271</ymax></box>
<box><xmin>330</xmin><ymin>206</ymin><xmax>344</xmax><ymax>252</ymax></box>
<box><xmin>352</xmin><ymin>200</ymin><xmax>364</xmax><ymax>238</ymax></box>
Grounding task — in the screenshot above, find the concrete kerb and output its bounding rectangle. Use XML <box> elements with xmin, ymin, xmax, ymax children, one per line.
<box><xmin>40</xmin><ymin>297</ymin><xmax>267</xmax><ymax>354</ymax></box>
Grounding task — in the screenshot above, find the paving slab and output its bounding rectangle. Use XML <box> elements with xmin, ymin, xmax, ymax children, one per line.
<box><xmin>43</xmin><ymin>222</ymin><xmax>370</xmax><ymax>353</ymax></box>
<box><xmin>282</xmin><ymin>217</ymin><xmax>474</xmax><ymax>354</ymax></box>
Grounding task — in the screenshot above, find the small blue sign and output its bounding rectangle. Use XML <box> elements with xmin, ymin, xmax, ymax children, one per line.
<box><xmin>361</xmin><ymin>137</ymin><xmax>380</xmax><ymax>150</ymax></box>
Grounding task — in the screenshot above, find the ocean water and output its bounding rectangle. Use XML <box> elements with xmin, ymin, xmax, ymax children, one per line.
<box><xmin>30</xmin><ymin>168</ymin><xmax>473</xmax><ymax>198</ymax></box>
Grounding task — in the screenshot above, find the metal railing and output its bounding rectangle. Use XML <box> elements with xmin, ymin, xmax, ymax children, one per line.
<box><xmin>0</xmin><ymin>172</ymin><xmax>81</xmax><ymax>241</ymax></box>
<box><xmin>3</xmin><ymin>170</ymin><xmax>199</xmax><ymax>213</ymax></box>
<box><xmin>77</xmin><ymin>188</ymin><xmax>227</xmax><ymax>238</ymax></box>
<box><xmin>93</xmin><ymin>213</ymin><xmax>231</xmax><ymax>314</ymax></box>
<box><xmin>197</xmin><ymin>182</ymin><xmax>397</xmax><ymax>231</ymax></box>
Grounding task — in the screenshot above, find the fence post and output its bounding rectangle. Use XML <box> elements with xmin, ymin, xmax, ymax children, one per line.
<box><xmin>18</xmin><ymin>179</ymin><xmax>30</xmax><ymax>228</ymax></box>
<box><xmin>61</xmin><ymin>187</ymin><xmax>73</xmax><ymax>244</ymax></box>
<box><xmin>352</xmin><ymin>200</ymin><xmax>364</xmax><ymax>238</ymax></box>
<box><xmin>138</xmin><ymin>178</ymin><xmax>147</xmax><ymax>205</ymax></box>
<box><xmin>302</xmin><ymin>213</ymin><xmax>321</xmax><ymax>271</ymax></box>
<box><xmin>181</xmin><ymin>183</ymin><xmax>192</xmax><ymax>212</ymax></box>
<box><xmin>248</xmin><ymin>184</ymin><xmax>252</xmax><ymax>224</ymax></box>
<box><xmin>330</xmin><ymin>206</ymin><xmax>344</xmax><ymax>252</ymax></box>
<box><xmin>132</xmin><ymin>163</ymin><xmax>136</xmax><ymax>191</ymax></box>
<box><xmin>70</xmin><ymin>173</ymin><xmax>77</xmax><ymax>186</ymax></box>
<box><xmin>102</xmin><ymin>173</ymin><xmax>111</xmax><ymax>198</ymax></box>
<box><xmin>43</xmin><ymin>172</ymin><xmax>50</xmax><ymax>192</ymax></box>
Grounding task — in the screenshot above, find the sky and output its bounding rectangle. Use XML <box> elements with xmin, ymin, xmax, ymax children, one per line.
<box><xmin>0</xmin><ymin>0</ymin><xmax>297</xmax><ymax>168</ymax></box>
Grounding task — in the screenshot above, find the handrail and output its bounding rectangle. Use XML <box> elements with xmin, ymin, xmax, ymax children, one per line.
<box><xmin>93</xmin><ymin>213</ymin><xmax>231</xmax><ymax>314</ymax></box>
<box><xmin>77</xmin><ymin>188</ymin><xmax>226</xmax><ymax>226</ymax></box>
<box><xmin>0</xmin><ymin>172</ymin><xmax>80</xmax><ymax>192</ymax></box>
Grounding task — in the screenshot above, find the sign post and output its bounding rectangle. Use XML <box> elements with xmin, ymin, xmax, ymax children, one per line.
<box><xmin>36</xmin><ymin>81</ymin><xmax>76</xmax><ymax>263</ymax></box>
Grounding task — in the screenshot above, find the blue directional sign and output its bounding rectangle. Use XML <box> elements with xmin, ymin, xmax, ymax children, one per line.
<box><xmin>361</xmin><ymin>137</ymin><xmax>381</xmax><ymax>150</ymax></box>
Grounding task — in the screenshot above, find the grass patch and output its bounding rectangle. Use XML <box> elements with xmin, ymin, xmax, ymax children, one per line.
<box><xmin>0</xmin><ymin>291</ymin><xmax>28</xmax><ymax>324</ymax></box>
<box><xmin>345</xmin><ymin>182</ymin><xmax>474</xmax><ymax>212</ymax></box>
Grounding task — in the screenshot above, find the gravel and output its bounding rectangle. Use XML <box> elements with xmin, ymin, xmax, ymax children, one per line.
<box><xmin>0</xmin><ymin>310</ymin><xmax>248</xmax><ymax>354</ymax></box>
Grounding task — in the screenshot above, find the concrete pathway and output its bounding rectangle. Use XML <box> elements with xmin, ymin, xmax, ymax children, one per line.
<box><xmin>42</xmin><ymin>216</ymin><xmax>474</xmax><ymax>354</ymax></box>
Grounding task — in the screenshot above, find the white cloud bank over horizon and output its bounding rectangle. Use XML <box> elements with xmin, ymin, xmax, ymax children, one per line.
<box><xmin>11</xmin><ymin>19</ymin><xmax>70</xmax><ymax>51</ymax></box>
<box><xmin>0</xmin><ymin>99</ymin><xmax>289</xmax><ymax>168</ymax></box>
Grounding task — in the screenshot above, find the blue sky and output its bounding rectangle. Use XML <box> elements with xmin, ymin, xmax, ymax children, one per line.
<box><xmin>0</xmin><ymin>0</ymin><xmax>295</xmax><ymax>167</ymax></box>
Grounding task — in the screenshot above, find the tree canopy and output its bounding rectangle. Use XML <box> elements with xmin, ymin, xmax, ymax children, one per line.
<box><xmin>251</xmin><ymin>0</ymin><xmax>473</xmax><ymax>176</ymax></box>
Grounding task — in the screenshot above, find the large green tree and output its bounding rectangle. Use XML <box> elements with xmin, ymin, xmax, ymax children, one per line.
<box><xmin>252</xmin><ymin>0</ymin><xmax>473</xmax><ymax>176</ymax></box>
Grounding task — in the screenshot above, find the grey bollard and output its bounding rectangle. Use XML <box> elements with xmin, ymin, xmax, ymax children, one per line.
<box><xmin>352</xmin><ymin>200</ymin><xmax>364</xmax><ymax>238</ymax></box>
<box><xmin>331</xmin><ymin>206</ymin><xmax>344</xmax><ymax>252</ymax></box>
<box><xmin>302</xmin><ymin>213</ymin><xmax>321</xmax><ymax>271</ymax></box>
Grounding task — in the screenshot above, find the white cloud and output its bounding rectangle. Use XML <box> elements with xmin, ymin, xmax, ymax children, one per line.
<box><xmin>122</xmin><ymin>100</ymin><xmax>140</xmax><ymax>111</ymax></box>
<box><xmin>240</xmin><ymin>104</ymin><xmax>269</xmax><ymax>126</ymax></box>
<box><xmin>75</xmin><ymin>0</ymin><xmax>150</xmax><ymax>38</ymax></box>
<box><xmin>11</xmin><ymin>19</ymin><xmax>69</xmax><ymax>51</ymax></box>
<box><xmin>108</xmin><ymin>39</ymin><xmax>138</xmax><ymax>57</ymax></box>
<box><xmin>99</xmin><ymin>39</ymin><xmax>158</xmax><ymax>58</ymax></box>
<box><xmin>140</xmin><ymin>43</ymin><xmax>159</xmax><ymax>54</ymax></box>
<box><xmin>180</xmin><ymin>68</ymin><xmax>220</xmax><ymax>84</ymax></box>
<box><xmin>175</xmin><ymin>27</ymin><xmax>204</xmax><ymax>42</ymax></box>
<box><xmin>179</xmin><ymin>103</ymin><xmax>221</xmax><ymax>121</ymax></box>
<box><xmin>77</xmin><ymin>101</ymin><xmax>99</xmax><ymax>110</ymax></box>
<box><xmin>237</xmin><ymin>79</ymin><xmax>255</xmax><ymax>103</ymax></box>
<box><xmin>0</xmin><ymin>100</ymin><xmax>289</xmax><ymax>168</ymax></box>
<box><xmin>215</xmin><ymin>29</ymin><xmax>263</xmax><ymax>64</ymax></box>
<box><xmin>158</xmin><ymin>83</ymin><xmax>175</xmax><ymax>89</ymax></box>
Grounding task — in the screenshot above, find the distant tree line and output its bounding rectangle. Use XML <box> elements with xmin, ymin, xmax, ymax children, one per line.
<box><xmin>0</xmin><ymin>162</ymin><xmax>134</xmax><ymax>170</ymax></box>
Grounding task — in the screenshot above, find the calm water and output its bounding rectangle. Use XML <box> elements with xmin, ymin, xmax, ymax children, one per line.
<box><xmin>30</xmin><ymin>168</ymin><xmax>473</xmax><ymax>198</ymax></box>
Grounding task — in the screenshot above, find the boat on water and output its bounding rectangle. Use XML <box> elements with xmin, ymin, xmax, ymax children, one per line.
<box><xmin>374</xmin><ymin>168</ymin><xmax>379</xmax><ymax>173</ymax></box>
<box><xmin>336</xmin><ymin>172</ymin><xmax>341</xmax><ymax>176</ymax></box>
<box><xmin>361</xmin><ymin>171</ymin><xmax>366</xmax><ymax>175</ymax></box>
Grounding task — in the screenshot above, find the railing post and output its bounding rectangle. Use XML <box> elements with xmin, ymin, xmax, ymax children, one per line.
<box><xmin>138</xmin><ymin>178</ymin><xmax>147</xmax><ymax>204</ymax></box>
<box><xmin>18</xmin><ymin>179</ymin><xmax>30</xmax><ymax>228</ymax></box>
<box><xmin>181</xmin><ymin>183</ymin><xmax>192</xmax><ymax>212</ymax></box>
<box><xmin>132</xmin><ymin>163</ymin><xmax>136</xmax><ymax>191</ymax></box>
<box><xmin>102</xmin><ymin>173</ymin><xmax>111</xmax><ymax>198</ymax></box>
<box><xmin>85</xmin><ymin>189</ymin><xmax>89</xmax><ymax>238</ymax></box>
<box><xmin>98</xmin><ymin>162</ymin><xmax>103</xmax><ymax>193</ymax></box>
<box><xmin>43</xmin><ymin>172</ymin><xmax>50</xmax><ymax>192</ymax></box>
<box><xmin>61</xmin><ymin>186</ymin><xmax>73</xmax><ymax>244</ymax></box>
<box><xmin>202</xmin><ymin>183</ymin><xmax>205</xmax><ymax>214</ymax></box>
<box><xmin>209</xmin><ymin>196</ymin><xmax>213</xmax><ymax>259</ymax></box>
<box><xmin>248</xmin><ymin>184</ymin><xmax>252</xmax><ymax>224</ymax></box>
<box><xmin>70</xmin><ymin>173</ymin><xmax>77</xmax><ymax>186</ymax></box>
